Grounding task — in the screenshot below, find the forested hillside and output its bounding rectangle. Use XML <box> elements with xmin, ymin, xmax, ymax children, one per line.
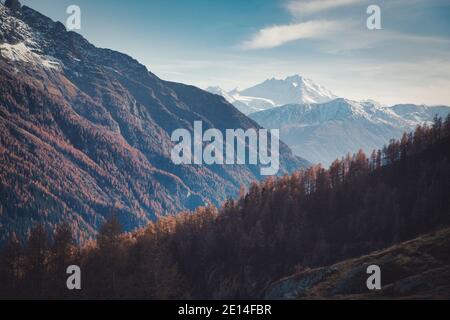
<box><xmin>1</xmin><ymin>115</ymin><xmax>450</xmax><ymax>299</ymax></box>
<box><xmin>0</xmin><ymin>3</ymin><xmax>306</xmax><ymax>243</ymax></box>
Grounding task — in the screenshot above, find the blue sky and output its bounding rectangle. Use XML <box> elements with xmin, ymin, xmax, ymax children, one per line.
<box><xmin>20</xmin><ymin>0</ymin><xmax>450</xmax><ymax>105</ymax></box>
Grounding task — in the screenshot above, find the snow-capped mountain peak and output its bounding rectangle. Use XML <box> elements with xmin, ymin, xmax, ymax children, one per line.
<box><xmin>0</xmin><ymin>4</ymin><xmax>63</xmax><ymax>71</ymax></box>
<box><xmin>207</xmin><ymin>75</ymin><xmax>338</xmax><ymax>115</ymax></box>
<box><xmin>240</xmin><ymin>75</ymin><xmax>338</xmax><ymax>106</ymax></box>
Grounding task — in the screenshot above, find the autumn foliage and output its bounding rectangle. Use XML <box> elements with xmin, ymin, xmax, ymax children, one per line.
<box><xmin>1</xmin><ymin>115</ymin><xmax>450</xmax><ymax>299</ymax></box>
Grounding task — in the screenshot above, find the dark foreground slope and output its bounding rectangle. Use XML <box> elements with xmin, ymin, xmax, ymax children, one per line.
<box><xmin>265</xmin><ymin>227</ymin><xmax>450</xmax><ymax>300</ymax></box>
<box><xmin>0</xmin><ymin>3</ymin><xmax>306</xmax><ymax>242</ymax></box>
<box><xmin>1</xmin><ymin>117</ymin><xmax>449</xmax><ymax>300</ymax></box>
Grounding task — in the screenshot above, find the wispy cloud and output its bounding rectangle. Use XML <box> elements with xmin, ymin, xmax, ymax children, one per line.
<box><xmin>240</xmin><ymin>0</ymin><xmax>450</xmax><ymax>51</ymax></box>
<box><xmin>240</xmin><ymin>20</ymin><xmax>348</xmax><ymax>50</ymax></box>
<box><xmin>239</xmin><ymin>0</ymin><xmax>364</xmax><ymax>50</ymax></box>
<box><xmin>285</xmin><ymin>0</ymin><xmax>364</xmax><ymax>16</ymax></box>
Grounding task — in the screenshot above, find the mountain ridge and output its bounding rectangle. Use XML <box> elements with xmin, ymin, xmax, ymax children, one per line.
<box><xmin>0</xmin><ymin>3</ymin><xmax>308</xmax><ymax>242</ymax></box>
<box><xmin>250</xmin><ymin>98</ymin><xmax>450</xmax><ymax>165</ymax></box>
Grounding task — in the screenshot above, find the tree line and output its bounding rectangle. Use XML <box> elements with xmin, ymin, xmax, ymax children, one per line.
<box><xmin>1</xmin><ymin>114</ymin><xmax>450</xmax><ymax>299</ymax></box>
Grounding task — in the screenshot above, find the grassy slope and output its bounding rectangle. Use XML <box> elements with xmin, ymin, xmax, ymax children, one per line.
<box><xmin>265</xmin><ymin>227</ymin><xmax>450</xmax><ymax>300</ymax></box>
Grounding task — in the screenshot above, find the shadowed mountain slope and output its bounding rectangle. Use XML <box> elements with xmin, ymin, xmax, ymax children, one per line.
<box><xmin>0</xmin><ymin>4</ymin><xmax>307</xmax><ymax>242</ymax></box>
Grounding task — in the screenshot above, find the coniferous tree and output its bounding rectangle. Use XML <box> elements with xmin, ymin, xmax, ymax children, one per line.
<box><xmin>0</xmin><ymin>233</ymin><xmax>22</xmax><ymax>298</ymax></box>
<box><xmin>432</xmin><ymin>115</ymin><xmax>443</xmax><ymax>142</ymax></box>
<box><xmin>95</xmin><ymin>215</ymin><xmax>123</xmax><ymax>299</ymax></box>
<box><xmin>370</xmin><ymin>150</ymin><xmax>377</xmax><ymax>171</ymax></box>
<box><xmin>376</xmin><ymin>149</ymin><xmax>382</xmax><ymax>169</ymax></box>
<box><xmin>1</xmin><ymin>120</ymin><xmax>450</xmax><ymax>299</ymax></box>
<box><xmin>445</xmin><ymin>114</ymin><xmax>450</xmax><ymax>136</ymax></box>
<box><xmin>329</xmin><ymin>159</ymin><xmax>340</xmax><ymax>187</ymax></box>
<box><xmin>25</xmin><ymin>224</ymin><xmax>49</xmax><ymax>298</ymax></box>
<box><xmin>49</xmin><ymin>222</ymin><xmax>75</xmax><ymax>298</ymax></box>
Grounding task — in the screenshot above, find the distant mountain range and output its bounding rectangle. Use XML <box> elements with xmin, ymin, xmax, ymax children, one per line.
<box><xmin>0</xmin><ymin>3</ymin><xmax>307</xmax><ymax>242</ymax></box>
<box><xmin>208</xmin><ymin>78</ymin><xmax>450</xmax><ymax>166</ymax></box>
<box><xmin>251</xmin><ymin>99</ymin><xmax>450</xmax><ymax>165</ymax></box>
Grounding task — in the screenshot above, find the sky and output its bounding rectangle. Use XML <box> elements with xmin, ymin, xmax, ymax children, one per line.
<box><xmin>19</xmin><ymin>0</ymin><xmax>450</xmax><ymax>106</ymax></box>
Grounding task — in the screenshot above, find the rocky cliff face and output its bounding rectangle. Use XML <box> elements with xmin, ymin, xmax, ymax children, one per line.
<box><xmin>0</xmin><ymin>4</ymin><xmax>307</xmax><ymax>242</ymax></box>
